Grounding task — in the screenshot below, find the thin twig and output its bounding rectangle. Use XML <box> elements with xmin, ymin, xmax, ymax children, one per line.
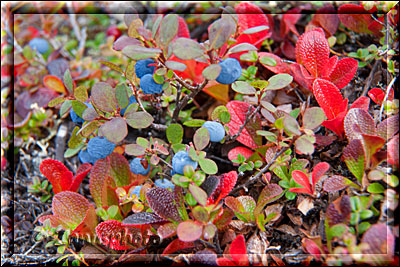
<box><xmin>377</xmin><ymin>76</ymin><xmax>397</xmax><ymax>124</ymax></box>
<box><xmin>230</xmin><ymin>139</ymin><xmax>296</xmax><ymax>195</ymax></box>
<box><xmin>361</xmin><ymin>60</ymin><xmax>380</xmax><ymax>97</ymax></box>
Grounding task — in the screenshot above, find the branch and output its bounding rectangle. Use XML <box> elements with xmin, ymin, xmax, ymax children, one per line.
<box><xmin>226</xmin><ymin>105</ymin><xmax>261</xmax><ymax>143</ymax></box>
<box><xmin>377</xmin><ymin>76</ymin><xmax>397</xmax><ymax>123</ymax></box>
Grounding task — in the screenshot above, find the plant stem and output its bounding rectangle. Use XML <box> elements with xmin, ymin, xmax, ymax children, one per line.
<box><xmin>227</xmin><ymin>105</ymin><xmax>261</xmax><ymax>143</ymax></box>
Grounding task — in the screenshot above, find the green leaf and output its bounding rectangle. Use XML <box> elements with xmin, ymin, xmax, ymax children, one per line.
<box><xmin>242</xmin><ymin>25</ymin><xmax>269</xmax><ymax>34</ymax></box>
<box><xmin>259</xmin><ymin>56</ymin><xmax>277</xmax><ymax>66</ymax></box>
<box><xmin>283</xmin><ymin>115</ymin><xmax>301</xmax><ymax>136</ymax></box>
<box><xmin>81</xmin><ymin>107</ymin><xmax>99</xmax><ymax>121</ymax></box>
<box><xmin>166</xmin><ymin>123</ymin><xmax>184</xmax><ymax>144</ymax></box>
<box><xmin>231</xmin><ymin>81</ymin><xmax>257</xmax><ymax>95</ymax></box>
<box><xmin>99</xmin><ymin>60</ymin><xmax>123</xmax><ymax>73</ymax></box>
<box><xmin>165</xmin><ymin>60</ymin><xmax>187</xmax><ymax>71</ymax></box>
<box><xmin>64</xmin><ymin>144</ymin><xmax>84</xmax><ymax>158</ymax></box>
<box><xmin>125</xmin><ymin>60</ymin><xmax>136</xmax><ymax>81</ymax></box>
<box><xmin>125</xmin><ymin>144</ymin><xmax>146</xmax><ymax>156</ymax></box>
<box><xmin>192</xmin><ymin>205</ymin><xmax>209</xmax><ymax>222</ymax></box>
<box><xmin>63</xmin><ymin>69</ymin><xmax>74</xmax><ymax>94</ymax></box>
<box><xmin>152</xmin><ymin>14</ymin><xmax>163</xmax><ymax>38</ymax></box>
<box><xmin>189</xmin><ymin>184</ymin><xmax>208</xmax><ymax>206</ymax></box>
<box><xmin>208</xmin><ymin>16</ymin><xmax>236</xmax><ymax>50</ymax></box>
<box><xmin>265</xmin><ymin>73</ymin><xmax>293</xmax><ymax>90</ymax></box>
<box><xmin>48</xmin><ymin>97</ymin><xmax>66</xmax><ymax>108</ymax></box>
<box><xmin>295</xmin><ymin>135</ymin><xmax>316</xmax><ymax>155</ymax></box>
<box><xmin>249</xmin><ymin>80</ymin><xmax>269</xmax><ymax>90</ymax></box>
<box><xmin>329</xmin><ymin>224</ymin><xmax>347</xmax><ymax>237</ymax></box>
<box><xmin>343</xmin><ymin>139</ymin><xmax>365</xmax><ymax>182</ymax></box>
<box><xmin>240</xmin><ymin>51</ymin><xmax>258</xmax><ymax>62</ymax></box>
<box><xmin>194</xmin><ymin>127</ymin><xmax>210</xmax><ymax>151</ymax></box>
<box><xmin>68</xmin><ymin>126</ymin><xmax>84</xmax><ymax>149</ymax></box>
<box><xmin>303</xmin><ymin>107</ymin><xmax>326</xmax><ymax>129</ymax></box>
<box><xmin>160</xmin><ymin>14</ymin><xmax>179</xmax><ymax>47</ymax></box>
<box><xmin>115</xmin><ymin>83</ymin><xmax>129</xmax><ymax>110</ymax></box>
<box><xmin>99</xmin><ymin>117</ymin><xmax>127</xmax><ymax>143</ymax></box>
<box><xmin>183</xmin><ymin>119</ymin><xmax>206</xmax><ymax>127</ymax></box>
<box><xmin>227</xmin><ymin>43</ymin><xmax>257</xmax><ymax>54</ymax></box>
<box><xmin>74</xmin><ymin>85</ymin><xmax>89</xmax><ymax>103</ymax></box>
<box><xmin>91</xmin><ymin>82</ymin><xmax>117</xmax><ymax>113</ymax></box>
<box><xmin>136</xmin><ymin>137</ymin><xmax>149</xmax><ymax>148</ymax></box>
<box><xmin>367</xmin><ymin>183</ymin><xmax>385</xmax><ymax>194</ymax></box>
<box><xmin>172</xmin><ymin>38</ymin><xmax>205</xmax><ymax>60</ymax></box>
<box><xmin>71</xmin><ymin>100</ymin><xmax>88</xmax><ymax>118</ymax></box>
<box><xmin>125</xmin><ymin>111</ymin><xmax>154</xmax><ymax>129</ymax></box>
<box><xmin>198</xmin><ymin>158</ymin><xmax>218</xmax><ymax>175</ymax></box>
<box><xmin>59</xmin><ymin>100</ymin><xmax>72</xmax><ymax>117</ymax></box>
<box><xmin>202</xmin><ymin>64</ymin><xmax>221</xmax><ymax>81</ymax></box>
<box><xmin>122</xmin><ymin>45</ymin><xmax>162</xmax><ymax>60</ymax></box>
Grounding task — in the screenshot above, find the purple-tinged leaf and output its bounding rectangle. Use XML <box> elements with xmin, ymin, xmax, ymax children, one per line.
<box><xmin>342</xmin><ymin>139</ymin><xmax>365</xmax><ymax>182</ymax></box>
<box><xmin>303</xmin><ymin>107</ymin><xmax>326</xmax><ymax>130</ymax></box>
<box><xmin>146</xmin><ymin>187</ymin><xmax>181</xmax><ymax>222</ymax></box>
<box><xmin>125</xmin><ymin>111</ymin><xmax>154</xmax><ymax>129</ymax></box>
<box><xmin>122</xmin><ymin>212</ymin><xmax>167</xmax><ymax>226</ymax></box>
<box><xmin>113</xmin><ymin>36</ymin><xmax>142</xmax><ymax>51</ymax></box>
<box><xmin>326</xmin><ymin>194</ymin><xmax>351</xmax><ymax>226</ymax></box>
<box><xmin>377</xmin><ymin>114</ymin><xmax>399</xmax><ymax>140</ymax></box>
<box><xmin>254</xmin><ymin>184</ymin><xmax>283</xmax><ymax>215</ymax></box>
<box><xmin>172</xmin><ymin>38</ymin><xmax>205</xmax><ymax>60</ymax></box>
<box><xmin>91</xmin><ymin>82</ymin><xmax>117</xmax><ymax>113</ymax></box>
<box><xmin>193</xmin><ymin>127</ymin><xmax>210</xmax><ymax>151</ymax></box>
<box><xmin>99</xmin><ymin>117</ymin><xmax>127</xmax><ymax>144</ymax></box>
<box><xmin>177</xmin><ymin>220</ymin><xmax>203</xmax><ymax>242</ymax></box>
<box><xmin>361</xmin><ymin>224</ymin><xmax>395</xmax><ymax>265</ymax></box>
<box><xmin>323</xmin><ymin>175</ymin><xmax>356</xmax><ymax>192</ymax></box>
<box><xmin>344</xmin><ymin>108</ymin><xmax>376</xmax><ymax>141</ymax></box>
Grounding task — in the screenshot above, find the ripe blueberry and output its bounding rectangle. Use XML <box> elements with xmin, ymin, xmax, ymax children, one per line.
<box><xmin>87</xmin><ymin>136</ymin><xmax>116</xmax><ymax>161</ymax></box>
<box><xmin>78</xmin><ymin>149</ymin><xmax>96</xmax><ymax>164</ymax></box>
<box><xmin>172</xmin><ymin>151</ymin><xmax>198</xmax><ymax>175</ymax></box>
<box><xmin>28</xmin><ymin>38</ymin><xmax>49</xmax><ymax>54</ymax></box>
<box><xmin>135</xmin><ymin>59</ymin><xmax>156</xmax><ymax>78</ymax></box>
<box><xmin>154</xmin><ymin>179</ymin><xmax>175</xmax><ymax>190</ymax></box>
<box><xmin>130</xmin><ymin>157</ymin><xmax>150</xmax><ymax>175</ymax></box>
<box><xmin>216</xmin><ymin>58</ymin><xmax>242</xmax><ymax>84</ymax></box>
<box><xmin>202</xmin><ymin>121</ymin><xmax>225</xmax><ymax>142</ymax></box>
<box><xmin>139</xmin><ymin>74</ymin><xmax>163</xmax><ymax>95</ymax></box>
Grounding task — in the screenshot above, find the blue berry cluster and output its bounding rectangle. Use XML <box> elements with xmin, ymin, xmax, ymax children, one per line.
<box><xmin>154</xmin><ymin>178</ymin><xmax>175</xmax><ymax>190</ymax></box>
<box><xmin>130</xmin><ymin>157</ymin><xmax>150</xmax><ymax>175</ymax></box>
<box><xmin>28</xmin><ymin>38</ymin><xmax>49</xmax><ymax>54</ymax></box>
<box><xmin>216</xmin><ymin>58</ymin><xmax>242</xmax><ymax>84</ymax></box>
<box><xmin>78</xmin><ymin>136</ymin><xmax>116</xmax><ymax>164</ymax></box>
<box><xmin>135</xmin><ymin>59</ymin><xmax>163</xmax><ymax>95</ymax></box>
<box><xmin>171</xmin><ymin>151</ymin><xmax>198</xmax><ymax>175</ymax></box>
<box><xmin>202</xmin><ymin>121</ymin><xmax>225</xmax><ymax>142</ymax></box>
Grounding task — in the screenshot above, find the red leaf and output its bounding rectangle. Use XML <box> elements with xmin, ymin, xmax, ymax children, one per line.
<box><xmin>344</xmin><ymin>108</ymin><xmax>376</xmax><ymax>141</ymax></box>
<box><xmin>71</xmin><ymin>204</ymin><xmax>98</xmax><ymax>239</ymax></box>
<box><xmin>320</xmin><ymin>56</ymin><xmax>338</xmax><ymax>78</ymax></box>
<box><xmin>313</xmin><ymin>79</ymin><xmax>347</xmax><ymax>120</ymax></box>
<box><xmin>229</xmin><ymin>235</ymin><xmax>249</xmax><ymax>266</ymax></box>
<box><xmin>291</xmin><ymin>170</ymin><xmax>312</xmax><ymax>195</ymax></box>
<box><xmin>161</xmin><ymin>238</ymin><xmax>195</xmax><ymax>256</ymax></box>
<box><xmin>235</xmin><ymin>2</ymin><xmax>272</xmax><ymax>49</ymax></box>
<box><xmin>338</xmin><ymin>4</ymin><xmax>383</xmax><ymax>37</ymax></box>
<box><xmin>95</xmin><ymin>220</ymin><xmax>134</xmax><ymax>250</ymax></box>
<box><xmin>289</xmin><ymin>63</ymin><xmax>313</xmax><ymax>91</ymax></box>
<box><xmin>368</xmin><ymin>88</ymin><xmax>394</xmax><ymax>105</ymax></box>
<box><xmin>228</xmin><ymin>147</ymin><xmax>254</xmax><ymax>163</ymax></box>
<box><xmin>177</xmin><ymin>16</ymin><xmax>190</xmax><ymax>38</ymax></box>
<box><xmin>377</xmin><ymin>115</ymin><xmax>399</xmax><ymax>140</ymax></box>
<box><xmin>350</xmin><ymin>96</ymin><xmax>370</xmax><ymax>111</ymax></box>
<box><xmin>208</xmin><ymin>171</ymin><xmax>238</xmax><ymax>205</ymax></box>
<box><xmin>307</xmin><ymin>10</ymin><xmax>339</xmax><ymax>37</ymax></box>
<box><xmin>302</xmin><ymin>238</ymin><xmax>323</xmax><ymax>260</ymax></box>
<box><xmin>311</xmin><ymin>162</ymin><xmax>330</xmax><ymax>191</ymax></box>
<box><xmin>295</xmin><ymin>28</ymin><xmax>330</xmax><ymax>77</ymax></box>
<box><xmin>216</xmin><ymin>257</ymin><xmax>236</xmax><ymax>266</ymax></box>
<box><xmin>89</xmin><ymin>158</ymin><xmax>118</xmax><ymax>208</ymax></box>
<box><xmin>226</xmin><ymin>101</ymin><xmax>262</xmax><ymax>149</ymax></box>
<box><xmin>39</xmin><ymin>159</ymin><xmax>73</xmax><ymax>194</ymax></box>
<box><xmin>258</xmin><ymin>52</ymin><xmax>290</xmax><ymax>74</ymax></box>
<box><xmin>281</xmin><ymin>12</ymin><xmax>301</xmax><ymax>37</ymax></box>
<box><xmin>69</xmin><ymin>163</ymin><xmax>92</xmax><ymax>192</ymax></box>
<box><xmin>328</xmin><ymin>58</ymin><xmax>358</xmax><ymax>89</ymax></box>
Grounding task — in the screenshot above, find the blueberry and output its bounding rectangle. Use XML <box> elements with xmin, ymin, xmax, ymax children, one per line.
<box><xmin>130</xmin><ymin>157</ymin><xmax>150</xmax><ymax>175</ymax></box>
<box><xmin>120</xmin><ymin>96</ymin><xmax>137</xmax><ymax>116</ymax></box>
<box><xmin>139</xmin><ymin>74</ymin><xmax>163</xmax><ymax>95</ymax></box>
<box><xmin>172</xmin><ymin>151</ymin><xmax>198</xmax><ymax>175</ymax></box>
<box><xmin>130</xmin><ymin>185</ymin><xmax>142</xmax><ymax>199</ymax></box>
<box><xmin>87</xmin><ymin>136</ymin><xmax>116</xmax><ymax>160</ymax></box>
<box><xmin>70</xmin><ymin>103</ymin><xmax>93</xmax><ymax>125</ymax></box>
<box><xmin>216</xmin><ymin>58</ymin><xmax>242</xmax><ymax>84</ymax></box>
<box><xmin>28</xmin><ymin>38</ymin><xmax>49</xmax><ymax>54</ymax></box>
<box><xmin>78</xmin><ymin>149</ymin><xmax>96</xmax><ymax>164</ymax></box>
<box><xmin>135</xmin><ymin>59</ymin><xmax>156</xmax><ymax>78</ymax></box>
<box><xmin>202</xmin><ymin>121</ymin><xmax>225</xmax><ymax>142</ymax></box>
<box><xmin>154</xmin><ymin>178</ymin><xmax>175</xmax><ymax>190</ymax></box>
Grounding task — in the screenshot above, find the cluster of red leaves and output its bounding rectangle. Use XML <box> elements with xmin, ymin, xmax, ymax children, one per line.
<box><xmin>39</xmin><ymin>159</ymin><xmax>91</xmax><ymax>194</ymax></box>
<box><xmin>216</xmin><ymin>235</ymin><xmax>249</xmax><ymax>266</ymax></box>
<box><xmin>289</xmin><ymin>162</ymin><xmax>330</xmax><ymax>196</ymax></box>
<box><xmin>207</xmin><ymin>171</ymin><xmax>238</xmax><ymax>205</ymax></box>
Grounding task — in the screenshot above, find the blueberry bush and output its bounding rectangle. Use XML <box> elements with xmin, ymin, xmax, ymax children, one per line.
<box><xmin>2</xmin><ymin>1</ymin><xmax>399</xmax><ymax>266</ymax></box>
